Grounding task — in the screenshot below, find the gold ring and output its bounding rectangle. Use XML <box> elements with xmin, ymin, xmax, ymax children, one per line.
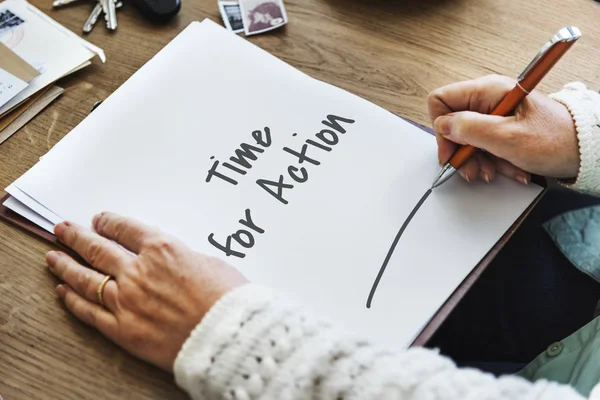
<box><xmin>97</xmin><ymin>275</ymin><xmax>112</xmax><ymax>308</ymax></box>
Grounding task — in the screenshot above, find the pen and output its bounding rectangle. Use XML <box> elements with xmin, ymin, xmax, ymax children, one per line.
<box><xmin>431</xmin><ymin>26</ymin><xmax>582</xmax><ymax>189</ymax></box>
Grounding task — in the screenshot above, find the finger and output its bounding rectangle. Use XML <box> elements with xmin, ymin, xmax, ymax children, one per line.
<box><xmin>47</xmin><ymin>251</ymin><xmax>118</xmax><ymax>310</ymax></box>
<box><xmin>476</xmin><ymin>153</ymin><xmax>496</xmax><ymax>183</ymax></box>
<box><xmin>490</xmin><ymin>155</ymin><xmax>531</xmax><ymax>185</ymax></box>
<box><xmin>433</xmin><ymin>111</ymin><xmax>518</xmax><ymax>160</ymax></box>
<box><xmin>57</xmin><ymin>284</ymin><xmax>118</xmax><ymax>341</ymax></box>
<box><xmin>436</xmin><ymin>132</ymin><xmax>458</xmax><ymax>165</ymax></box>
<box><xmin>458</xmin><ymin>158</ymin><xmax>480</xmax><ymax>183</ymax></box>
<box><xmin>93</xmin><ymin>212</ymin><xmax>159</xmax><ymax>254</ymax></box>
<box><xmin>428</xmin><ymin>75</ymin><xmax>515</xmax><ymax>124</ymax></box>
<box><xmin>54</xmin><ymin>221</ymin><xmax>131</xmax><ymax>277</ymax></box>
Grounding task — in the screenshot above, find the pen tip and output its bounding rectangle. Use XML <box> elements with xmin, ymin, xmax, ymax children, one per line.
<box><xmin>431</xmin><ymin>164</ymin><xmax>457</xmax><ymax>189</ymax></box>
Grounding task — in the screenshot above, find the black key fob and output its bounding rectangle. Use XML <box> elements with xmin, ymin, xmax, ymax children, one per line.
<box><xmin>131</xmin><ymin>0</ymin><xmax>181</xmax><ymax>23</ymax></box>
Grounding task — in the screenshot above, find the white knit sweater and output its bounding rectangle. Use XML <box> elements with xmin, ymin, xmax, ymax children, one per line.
<box><xmin>174</xmin><ymin>84</ymin><xmax>600</xmax><ymax>400</ymax></box>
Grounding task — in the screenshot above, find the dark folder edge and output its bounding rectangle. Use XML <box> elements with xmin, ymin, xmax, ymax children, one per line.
<box><xmin>0</xmin><ymin>194</ymin><xmax>61</xmax><ymax>245</ymax></box>
<box><xmin>0</xmin><ymin>116</ymin><xmax>547</xmax><ymax>348</ymax></box>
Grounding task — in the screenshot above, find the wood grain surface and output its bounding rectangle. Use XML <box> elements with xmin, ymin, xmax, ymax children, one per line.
<box><xmin>1</xmin><ymin>0</ymin><xmax>599</xmax><ymax>398</ymax></box>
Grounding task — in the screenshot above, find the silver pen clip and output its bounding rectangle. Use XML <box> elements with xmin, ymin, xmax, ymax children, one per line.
<box><xmin>518</xmin><ymin>26</ymin><xmax>582</xmax><ymax>81</ymax></box>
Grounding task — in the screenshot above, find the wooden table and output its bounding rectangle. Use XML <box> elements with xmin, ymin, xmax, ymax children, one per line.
<box><xmin>1</xmin><ymin>0</ymin><xmax>599</xmax><ymax>398</ymax></box>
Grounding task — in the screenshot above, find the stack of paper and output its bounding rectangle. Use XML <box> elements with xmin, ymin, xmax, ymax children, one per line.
<box><xmin>0</xmin><ymin>0</ymin><xmax>104</xmax><ymax>144</ymax></box>
<box><xmin>2</xmin><ymin>20</ymin><xmax>543</xmax><ymax>347</ymax></box>
<box><xmin>0</xmin><ymin>42</ymin><xmax>37</xmax><ymax>109</ymax></box>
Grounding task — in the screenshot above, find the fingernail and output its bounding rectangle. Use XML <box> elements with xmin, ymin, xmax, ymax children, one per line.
<box><xmin>56</xmin><ymin>284</ymin><xmax>67</xmax><ymax>299</ymax></box>
<box><xmin>46</xmin><ymin>251</ymin><xmax>59</xmax><ymax>266</ymax></box>
<box><xmin>465</xmin><ymin>173</ymin><xmax>471</xmax><ymax>183</ymax></box>
<box><xmin>92</xmin><ymin>214</ymin><xmax>102</xmax><ymax>231</ymax></box>
<box><xmin>434</xmin><ymin>115</ymin><xmax>452</xmax><ymax>135</ymax></box>
<box><xmin>518</xmin><ymin>175</ymin><xmax>529</xmax><ymax>185</ymax></box>
<box><xmin>483</xmin><ymin>173</ymin><xmax>490</xmax><ymax>184</ymax></box>
<box><xmin>54</xmin><ymin>222</ymin><xmax>70</xmax><ymax>239</ymax></box>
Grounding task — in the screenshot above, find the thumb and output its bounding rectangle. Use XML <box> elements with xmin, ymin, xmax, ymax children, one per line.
<box><xmin>434</xmin><ymin>111</ymin><xmax>515</xmax><ymax>156</ymax></box>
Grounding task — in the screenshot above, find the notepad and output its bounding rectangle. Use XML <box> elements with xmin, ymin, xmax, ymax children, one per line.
<box><xmin>3</xmin><ymin>19</ymin><xmax>543</xmax><ymax>348</ymax></box>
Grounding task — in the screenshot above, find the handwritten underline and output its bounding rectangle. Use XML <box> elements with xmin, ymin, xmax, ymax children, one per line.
<box><xmin>366</xmin><ymin>188</ymin><xmax>433</xmax><ymax>308</ymax></box>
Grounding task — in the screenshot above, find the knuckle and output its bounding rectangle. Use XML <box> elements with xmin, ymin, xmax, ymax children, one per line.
<box><xmin>122</xmin><ymin>261</ymin><xmax>148</xmax><ymax>288</ymax></box>
<box><xmin>454</xmin><ymin>116</ymin><xmax>470</xmax><ymax>138</ymax></box>
<box><xmin>473</xmin><ymin>78</ymin><xmax>488</xmax><ymax>97</ymax></box>
<box><xmin>66</xmin><ymin>226</ymin><xmax>79</xmax><ymax>246</ymax></box>
<box><xmin>85</xmin><ymin>306</ymin><xmax>99</xmax><ymax>325</ymax></box>
<box><xmin>123</xmin><ymin>265</ymin><xmax>142</xmax><ymax>286</ymax></box>
<box><xmin>111</xmin><ymin>219</ymin><xmax>127</xmax><ymax>241</ymax></box>
<box><xmin>145</xmin><ymin>237</ymin><xmax>176</xmax><ymax>254</ymax></box>
<box><xmin>64</xmin><ymin>291</ymin><xmax>76</xmax><ymax>310</ymax></box>
<box><xmin>471</xmin><ymin>80</ymin><xmax>490</xmax><ymax>107</ymax></box>
<box><xmin>87</xmin><ymin>242</ymin><xmax>104</xmax><ymax>266</ymax></box>
<box><xmin>496</xmin><ymin>75</ymin><xmax>516</xmax><ymax>91</ymax></box>
<box><xmin>77</xmin><ymin>270</ymin><xmax>94</xmax><ymax>292</ymax></box>
<box><xmin>474</xmin><ymin>75</ymin><xmax>514</xmax><ymax>103</ymax></box>
<box><xmin>53</xmin><ymin>256</ymin><xmax>68</xmax><ymax>276</ymax></box>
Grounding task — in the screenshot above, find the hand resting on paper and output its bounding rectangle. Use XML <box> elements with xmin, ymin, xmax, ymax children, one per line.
<box><xmin>429</xmin><ymin>74</ymin><xmax>580</xmax><ymax>184</ymax></box>
<box><xmin>46</xmin><ymin>212</ymin><xmax>247</xmax><ymax>372</ymax></box>
<box><xmin>45</xmin><ymin>213</ymin><xmax>591</xmax><ymax>399</ymax></box>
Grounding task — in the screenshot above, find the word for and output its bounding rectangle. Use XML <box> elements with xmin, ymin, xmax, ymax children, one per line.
<box><xmin>207</xmin><ymin>114</ymin><xmax>356</xmax><ymax>258</ymax></box>
<box><xmin>208</xmin><ymin>209</ymin><xmax>264</xmax><ymax>259</ymax></box>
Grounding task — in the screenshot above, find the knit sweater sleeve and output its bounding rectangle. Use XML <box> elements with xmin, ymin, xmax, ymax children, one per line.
<box><xmin>549</xmin><ymin>82</ymin><xmax>600</xmax><ymax>195</ymax></box>
<box><xmin>174</xmin><ymin>284</ymin><xmax>585</xmax><ymax>400</ymax></box>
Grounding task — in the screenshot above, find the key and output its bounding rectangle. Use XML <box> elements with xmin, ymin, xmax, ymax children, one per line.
<box><xmin>82</xmin><ymin>2</ymin><xmax>103</xmax><ymax>33</ymax></box>
<box><xmin>99</xmin><ymin>0</ymin><xmax>111</xmax><ymax>28</ymax></box>
<box><xmin>83</xmin><ymin>1</ymin><xmax>122</xmax><ymax>34</ymax></box>
<box><xmin>104</xmin><ymin>0</ymin><xmax>117</xmax><ymax>30</ymax></box>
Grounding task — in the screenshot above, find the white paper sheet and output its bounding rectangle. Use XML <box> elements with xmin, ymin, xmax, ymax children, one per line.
<box><xmin>0</xmin><ymin>0</ymin><xmax>102</xmax><ymax>115</ymax></box>
<box><xmin>3</xmin><ymin>196</ymin><xmax>54</xmax><ymax>232</ymax></box>
<box><xmin>9</xmin><ymin>20</ymin><xmax>543</xmax><ymax>348</ymax></box>
<box><xmin>6</xmin><ymin>184</ymin><xmax>63</xmax><ymax>224</ymax></box>
<box><xmin>0</xmin><ymin>67</ymin><xmax>27</xmax><ymax>107</ymax></box>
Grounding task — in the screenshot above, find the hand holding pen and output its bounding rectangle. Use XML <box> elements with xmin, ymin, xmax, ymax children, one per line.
<box><xmin>430</xmin><ymin>27</ymin><xmax>581</xmax><ymax>188</ymax></box>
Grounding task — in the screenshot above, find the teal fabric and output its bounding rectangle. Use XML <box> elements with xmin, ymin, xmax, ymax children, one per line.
<box><xmin>516</xmin><ymin>316</ymin><xmax>600</xmax><ymax>397</ymax></box>
<box><xmin>544</xmin><ymin>206</ymin><xmax>600</xmax><ymax>284</ymax></box>
<box><xmin>516</xmin><ymin>205</ymin><xmax>600</xmax><ymax>396</ymax></box>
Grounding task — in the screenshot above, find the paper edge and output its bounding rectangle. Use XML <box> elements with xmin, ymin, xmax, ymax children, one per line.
<box><xmin>3</xmin><ymin>195</ymin><xmax>55</xmax><ymax>232</ymax></box>
<box><xmin>0</xmin><ymin>85</ymin><xmax>63</xmax><ymax>144</ymax></box>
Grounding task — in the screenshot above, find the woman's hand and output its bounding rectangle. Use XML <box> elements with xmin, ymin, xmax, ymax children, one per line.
<box><xmin>428</xmin><ymin>74</ymin><xmax>580</xmax><ymax>184</ymax></box>
<box><xmin>46</xmin><ymin>212</ymin><xmax>247</xmax><ymax>372</ymax></box>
